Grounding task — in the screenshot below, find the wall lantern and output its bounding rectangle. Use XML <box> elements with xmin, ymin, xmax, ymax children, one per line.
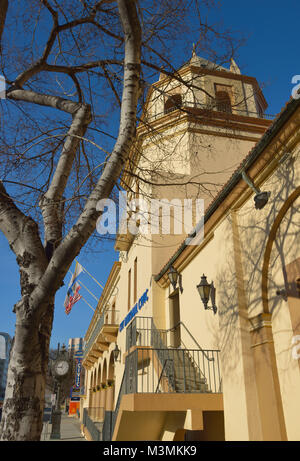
<box><xmin>113</xmin><ymin>344</ymin><xmax>121</xmax><ymax>362</ymax></box>
<box><xmin>197</xmin><ymin>274</ymin><xmax>217</xmax><ymax>314</ymax></box>
<box><xmin>167</xmin><ymin>266</ymin><xmax>183</xmax><ymax>293</ymax></box>
<box><xmin>241</xmin><ymin>171</ymin><xmax>270</xmax><ymax>210</ymax></box>
<box><xmin>276</xmin><ymin>288</ymin><xmax>287</xmax><ymax>301</ymax></box>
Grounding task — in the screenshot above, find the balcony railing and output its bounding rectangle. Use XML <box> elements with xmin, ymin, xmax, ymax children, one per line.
<box><xmin>146</xmin><ymin>102</ymin><xmax>274</xmax><ymax>122</ymax></box>
<box><xmin>84</xmin><ymin>309</ymin><xmax>119</xmax><ymax>360</ymax></box>
<box><xmin>125</xmin><ymin>347</ymin><xmax>221</xmax><ymax>394</ymax></box>
<box><xmin>83</xmin><ymin>408</ymin><xmax>102</xmax><ymax>441</ymax></box>
<box><xmin>87</xmin><ymin>406</ymin><xmax>105</xmax><ymax>422</ymax></box>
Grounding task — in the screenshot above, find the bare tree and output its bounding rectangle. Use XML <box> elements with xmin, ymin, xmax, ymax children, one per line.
<box><xmin>0</xmin><ymin>0</ymin><xmax>239</xmax><ymax>440</ymax></box>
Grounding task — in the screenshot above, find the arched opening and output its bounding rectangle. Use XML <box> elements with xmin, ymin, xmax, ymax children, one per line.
<box><xmin>106</xmin><ymin>353</ymin><xmax>115</xmax><ymax>412</ymax></box>
<box><xmin>215</xmin><ymin>90</ymin><xmax>232</xmax><ymax>113</ymax></box>
<box><xmin>100</xmin><ymin>359</ymin><xmax>107</xmax><ymax>418</ymax></box>
<box><xmin>89</xmin><ymin>370</ymin><xmax>96</xmax><ymax>418</ymax></box>
<box><xmin>94</xmin><ymin>364</ymin><xmax>102</xmax><ymax>421</ymax></box>
<box><xmin>164</xmin><ymin>94</ymin><xmax>182</xmax><ymax>114</ymax></box>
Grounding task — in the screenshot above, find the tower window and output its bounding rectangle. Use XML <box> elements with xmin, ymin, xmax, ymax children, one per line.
<box><xmin>164</xmin><ymin>94</ymin><xmax>182</xmax><ymax>114</ymax></box>
<box><xmin>134</xmin><ymin>258</ymin><xmax>137</xmax><ymax>304</ymax></box>
<box><xmin>215</xmin><ymin>90</ymin><xmax>232</xmax><ymax>114</ymax></box>
<box><xmin>128</xmin><ymin>269</ymin><xmax>131</xmax><ymax>311</ymax></box>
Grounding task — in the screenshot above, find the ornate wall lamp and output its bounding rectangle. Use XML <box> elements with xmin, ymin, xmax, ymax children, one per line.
<box><xmin>197</xmin><ymin>274</ymin><xmax>217</xmax><ymax>314</ymax></box>
<box><xmin>113</xmin><ymin>344</ymin><xmax>121</xmax><ymax>362</ymax></box>
<box><xmin>168</xmin><ymin>266</ymin><xmax>183</xmax><ymax>293</ymax></box>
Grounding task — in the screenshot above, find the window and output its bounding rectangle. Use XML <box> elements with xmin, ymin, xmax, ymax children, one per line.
<box><xmin>164</xmin><ymin>94</ymin><xmax>182</xmax><ymax>114</ymax></box>
<box><xmin>128</xmin><ymin>269</ymin><xmax>131</xmax><ymax>311</ymax></box>
<box><xmin>296</xmin><ymin>278</ymin><xmax>300</xmax><ymax>297</ymax></box>
<box><xmin>134</xmin><ymin>258</ymin><xmax>137</xmax><ymax>304</ymax></box>
<box><xmin>215</xmin><ymin>90</ymin><xmax>232</xmax><ymax>113</ymax></box>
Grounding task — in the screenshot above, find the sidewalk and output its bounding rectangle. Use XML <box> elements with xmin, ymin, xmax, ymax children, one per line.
<box><xmin>41</xmin><ymin>413</ymin><xmax>86</xmax><ymax>441</ymax></box>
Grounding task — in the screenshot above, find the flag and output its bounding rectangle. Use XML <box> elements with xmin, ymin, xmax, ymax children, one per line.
<box><xmin>64</xmin><ymin>262</ymin><xmax>83</xmax><ymax>313</ymax></box>
<box><xmin>65</xmin><ymin>283</ymin><xmax>82</xmax><ymax>315</ymax></box>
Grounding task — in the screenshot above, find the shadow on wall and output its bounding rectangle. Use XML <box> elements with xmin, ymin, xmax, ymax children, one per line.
<box><xmin>207</xmin><ymin>154</ymin><xmax>300</xmax><ymax>378</ymax></box>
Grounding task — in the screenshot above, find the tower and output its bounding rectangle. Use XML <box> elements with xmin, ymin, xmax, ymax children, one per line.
<box><xmin>118</xmin><ymin>53</ymin><xmax>272</xmax><ymax>273</ymax></box>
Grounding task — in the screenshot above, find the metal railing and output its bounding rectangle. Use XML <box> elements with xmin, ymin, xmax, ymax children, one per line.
<box><xmin>126</xmin><ymin>317</ymin><xmax>215</xmax><ymax>362</ymax></box>
<box><xmin>110</xmin><ymin>369</ymin><xmax>127</xmax><ymax>441</ymax></box>
<box><xmin>147</xmin><ymin>102</ymin><xmax>274</xmax><ymax>121</ymax></box>
<box><xmin>87</xmin><ymin>406</ymin><xmax>105</xmax><ymax>422</ymax></box>
<box><xmin>83</xmin><ymin>408</ymin><xmax>102</xmax><ymax>441</ymax></box>
<box><xmin>124</xmin><ymin>347</ymin><xmax>221</xmax><ymax>394</ymax></box>
<box><xmin>84</xmin><ymin>309</ymin><xmax>119</xmax><ymax>359</ymax></box>
<box><xmin>102</xmin><ymin>411</ymin><xmax>113</xmax><ymax>441</ymax></box>
<box><xmin>126</xmin><ymin>316</ymin><xmax>157</xmax><ymax>350</ymax></box>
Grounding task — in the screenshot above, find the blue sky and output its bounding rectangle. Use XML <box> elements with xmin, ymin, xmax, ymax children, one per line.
<box><xmin>0</xmin><ymin>0</ymin><xmax>299</xmax><ymax>348</ymax></box>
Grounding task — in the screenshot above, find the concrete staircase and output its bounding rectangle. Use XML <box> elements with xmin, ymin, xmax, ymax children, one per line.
<box><xmin>172</xmin><ymin>350</ymin><xmax>209</xmax><ymax>393</ymax></box>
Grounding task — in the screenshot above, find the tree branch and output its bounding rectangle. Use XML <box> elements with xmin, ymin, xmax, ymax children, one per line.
<box><xmin>30</xmin><ymin>0</ymin><xmax>142</xmax><ymax>311</ymax></box>
<box><xmin>0</xmin><ymin>0</ymin><xmax>8</xmax><ymax>52</ymax></box>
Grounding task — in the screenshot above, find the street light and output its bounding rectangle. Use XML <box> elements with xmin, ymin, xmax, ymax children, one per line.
<box><xmin>50</xmin><ymin>344</ymin><xmax>71</xmax><ymax>440</ymax></box>
<box><xmin>167</xmin><ymin>266</ymin><xmax>183</xmax><ymax>293</ymax></box>
<box><xmin>197</xmin><ymin>274</ymin><xmax>217</xmax><ymax>314</ymax></box>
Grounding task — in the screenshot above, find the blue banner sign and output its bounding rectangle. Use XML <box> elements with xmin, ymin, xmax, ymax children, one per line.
<box><xmin>119</xmin><ymin>289</ymin><xmax>149</xmax><ymax>332</ymax></box>
<box><xmin>75</xmin><ymin>358</ymin><xmax>82</xmax><ymax>388</ymax></box>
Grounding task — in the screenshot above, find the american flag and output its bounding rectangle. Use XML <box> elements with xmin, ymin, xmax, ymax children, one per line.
<box><xmin>65</xmin><ymin>283</ymin><xmax>82</xmax><ymax>315</ymax></box>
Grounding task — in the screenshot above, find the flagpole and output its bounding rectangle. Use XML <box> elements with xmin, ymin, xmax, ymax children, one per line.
<box><xmin>75</xmin><ymin>259</ymin><xmax>105</xmax><ymax>290</ymax></box>
<box><xmin>69</xmin><ymin>271</ymin><xmax>99</xmax><ymax>302</ymax></box>
<box><xmin>78</xmin><ymin>295</ymin><xmax>95</xmax><ymax>312</ymax></box>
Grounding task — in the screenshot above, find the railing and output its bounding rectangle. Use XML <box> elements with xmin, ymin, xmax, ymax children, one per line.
<box><xmin>84</xmin><ymin>309</ymin><xmax>119</xmax><ymax>359</ymax></box>
<box><xmin>83</xmin><ymin>408</ymin><xmax>102</xmax><ymax>441</ymax></box>
<box><xmin>124</xmin><ymin>347</ymin><xmax>221</xmax><ymax>394</ymax></box>
<box><xmin>147</xmin><ymin>102</ymin><xmax>274</xmax><ymax>122</ymax></box>
<box><xmin>87</xmin><ymin>406</ymin><xmax>105</xmax><ymax>422</ymax></box>
<box><xmin>126</xmin><ymin>317</ymin><xmax>215</xmax><ymax>363</ymax></box>
<box><xmin>126</xmin><ymin>316</ymin><xmax>161</xmax><ymax>350</ymax></box>
<box><xmin>102</xmin><ymin>411</ymin><xmax>113</xmax><ymax>441</ymax></box>
<box><xmin>102</xmin><ymin>342</ymin><xmax>221</xmax><ymax>440</ymax></box>
<box><xmin>110</xmin><ymin>369</ymin><xmax>127</xmax><ymax>441</ymax></box>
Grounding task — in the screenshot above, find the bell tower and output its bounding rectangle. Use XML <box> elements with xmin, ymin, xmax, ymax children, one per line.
<box><xmin>117</xmin><ymin>53</ymin><xmax>272</xmax><ymax>271</ymax></box>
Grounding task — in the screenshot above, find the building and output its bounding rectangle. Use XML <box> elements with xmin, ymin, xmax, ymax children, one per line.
<box><xmin>67</xmin><ymin>338</ymin><xmax>85</xmax><ymax>416</ymax></box>
<box><xmin>0</xmin><ymin>333</ymin><xmax>12</xmax><ymax>402</ymax></box>
<box><xmin>81</xmin><ymin>52</ymin><xmax>300</xmax><ymax>441</ymax></box>
<box><xmin>68</xmin><ymin>337</ymin><xmax>84</xmax><ymax>354</ymax></box>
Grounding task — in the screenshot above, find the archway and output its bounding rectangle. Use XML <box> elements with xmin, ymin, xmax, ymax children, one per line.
<box><xmin>106</xmin><ymin>352</ymin><xmax>115</xmax><ymax>412</ymax></box>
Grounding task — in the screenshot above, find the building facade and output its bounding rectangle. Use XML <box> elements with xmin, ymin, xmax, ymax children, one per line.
<box><xmin>67</xmin><ymin>337</ymin><xmax>85</xmax><ymax>416</ymax></box>
<box><xmin>68</xmin><ymin>337</ymin><xmax>84</xmax><ymax>354</ymax></box>
<box><xmin>81</xmin><ymin>53</ymin><xmax>300</xmax><ymax>441</ymax></box>
<box><xmin>0</xmin><ymin>333</ymin><xmax>12</xmax><ymax>402</ymax></box>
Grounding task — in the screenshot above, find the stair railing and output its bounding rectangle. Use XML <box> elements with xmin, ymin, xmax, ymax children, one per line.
<box><xmin>155</xmin><ymin>358</ymin><xmax>175</xmax><ymax>393</ymax></box>
<box><xmin>155</xmin><ymin>320</ymin><xmax>215</xmax><ymax>362</ymax></box>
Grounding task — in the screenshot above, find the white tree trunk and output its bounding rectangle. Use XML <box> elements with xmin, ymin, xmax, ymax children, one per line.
<box><xmin>0</xmin><ymin>0</ymin><xmax>141</xmax><ymax>440</ymax></box>
<box><xmin>0</xmin><ymin>300</ymin><xmax>54</xmax><ymax>440</ymax></box>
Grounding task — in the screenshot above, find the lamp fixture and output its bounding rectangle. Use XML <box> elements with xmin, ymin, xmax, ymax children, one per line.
<box><xmin>197</xmin><ymin>274</ymin><xmax>217</xmax><ymax>314</ymax></box>
<box><xmin>276</xmin><ymin>288</ymin><xmax>287</xmax><ymax>301</ymax></box>
<box><xmin>241</xmin><ymin>171</ymin><xmax>270</xmax><ymax>210</ymax></box>
<box><xmin>113</xmin><ymin>343</ymin><xmax>121</xmax><ymax>362</ymax></box>
<box><xmin>167</xmin><ymin>266</ymin><xmax>183</xmax><ymax>293</ymax></box>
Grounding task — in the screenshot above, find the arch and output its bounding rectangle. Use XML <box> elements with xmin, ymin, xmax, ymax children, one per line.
<box><xmin>101</xmin><ymin>358</ymin><xmax>108</xmax><ymax>385</ymax></box>
<box><xmin>92</xmin><ymin>369</ymin><xmax>96</xmax><ymax>389</ymax></box>
<box><xmin>108</xmin><ymin>351</ymin><xmax>115</xmax><ymax>383</ymax></box>
<box><xmin>96</xmin><ymin>363</ymin><xmax>101</xmax><ymax>386</ymax></box>
<box><xmin>215</xmin><ymin>90</ymin><xmax>232</xmax><ymax>113</ymax></box>
<box><xmin>164</xmin><ymin>94</ymin><xmax>182</xmax><ymax>114</ymax></box>
<box><xmin>262</xmin><ymin>186</ymin><xmax>300</xmax><ymax>314</ymax></box>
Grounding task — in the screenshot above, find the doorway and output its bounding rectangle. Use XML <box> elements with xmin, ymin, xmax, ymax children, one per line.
<box><xmin>169</xmin><ymin>290</ymin><xmax>181</xmax><ymax>348</ymax></box>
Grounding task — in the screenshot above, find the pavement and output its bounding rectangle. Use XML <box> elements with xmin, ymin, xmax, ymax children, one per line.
<box><xmin>41</xmin><ymin>412</ymin><xmax>86</xmax><ymax>441</ymax></box>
